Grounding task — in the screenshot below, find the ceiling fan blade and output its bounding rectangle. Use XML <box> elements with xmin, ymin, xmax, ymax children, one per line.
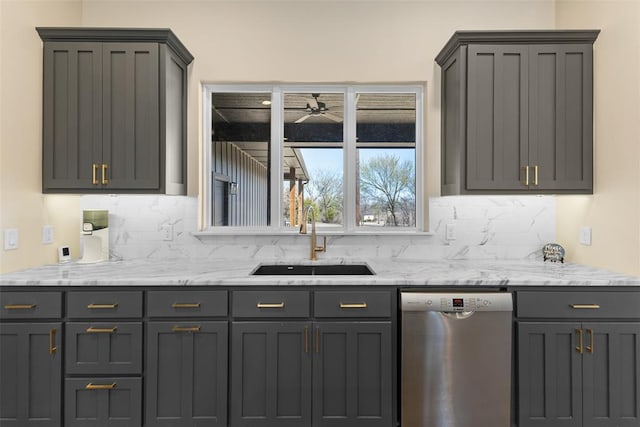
<box><xmin>295</xmin><ymin>114</ymin><xmax>311</xmax><ymax>124</ymax></box>
<box><xmin>323</xmin><ymin>112</ymin><xmax>343</xmax><ymax>123</ymax></box>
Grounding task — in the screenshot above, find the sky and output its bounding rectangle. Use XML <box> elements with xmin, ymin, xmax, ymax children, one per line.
<box><xmin>300</xmin><ymin>147</ymin><xmax>415</xmax><ymax>179</ymax></box>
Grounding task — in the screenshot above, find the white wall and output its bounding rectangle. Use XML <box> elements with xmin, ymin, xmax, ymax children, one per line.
<box><xmin>1</xmin><ymin>0</ymin><xmax>559</xmax><ymax>273</ymax></box>
<box><xmin>14</xmin><ymin>1</ymin><xmax>640</xmax><ymax>276</ymax></box>
<box><xmin>555</xmin><ymin>0</ymin><xmax>640</xmax><ymax>275</ymax></box>
<box><xmin>0</xmin><ymin>1</ymin><xmax>82</xmax><ymax>273</ymax></box>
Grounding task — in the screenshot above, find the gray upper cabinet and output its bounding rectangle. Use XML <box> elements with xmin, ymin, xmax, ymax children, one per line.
<box><xmin>436</xmin><ymin>30</ymin><xmax>599</xmax><ymax>195</ymax></box>
<box><xmin>37</xmin><ymin>28</ymin><xmax>193</xmax><ymax>194</ymax></box>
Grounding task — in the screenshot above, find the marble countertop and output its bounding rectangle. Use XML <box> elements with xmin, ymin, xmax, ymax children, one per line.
<box><xmin>1</xmin><ymin>257</ymin><xmax>639</xmax><ymax>287</ymax></box>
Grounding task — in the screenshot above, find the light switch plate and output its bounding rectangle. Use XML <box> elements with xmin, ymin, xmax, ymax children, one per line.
<box><xmin>579</xmin><ymin>227</ymin><xmax>592</xmax><ymax>246</ymax></box>
<box><xmin>4</xmin><ymin>228</ymin><xmax>19</xmax><ymax>250</ymax></box>
<box><xmin>42</xmin><ymin>225</ymin><xmax>54</xmax><ymax>244</ymax></box>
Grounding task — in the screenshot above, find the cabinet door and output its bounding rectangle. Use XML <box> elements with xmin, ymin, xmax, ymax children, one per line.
<box><xmin>582</xmin><ymin>323</ymin><xmax>640</xmax><ymax>427</ymax></box>
<box><xmin>230</xmin><ymin>322</ymin><xmax>312</xmax><ymax>427</ymax></box>
<box><xmin>102</xmin><ymin>43</ymin><xmax>159</xmax><ymax>190</ymax></box>
<box><xmin>518</xmin><ymin>322</ymin><xmax>582</xmax><ymax>427</ymax></box>
<box><xmin>146</xmin><ymin>321</ymin><xmax>228</xmax><ymax>427</ymax></box>
<box><xmin>0</xmin><ymin>323</ymin><xmax>61</xmax><ymax>426</ymax></box>
<box><xmin>466</xmin><ymin>44</ymin><xmax>529</xmax><ymax>191</ymax></box>
<box><xmin>312</xmin><ymin>322</ymin><xmax>392</xmax><ymax>427</ymax></box>
<box><xmin>64</xmin><ymin>377</ymin><xmax>141</xmax><ymax>427</ymax></box>
<box><xmin>42</xmin><ymin>42</ymin><xmax>102</xmax><ymax>191</ymax></box>
<box><xmin>529</xmin><ymin>44</ymin><xmax>593</xmax><ymax>192</ymax></box>
<box><xmin>65</xmin><ymin>322</ymin><xmax>142</xmax><ymax>375</ymax></box>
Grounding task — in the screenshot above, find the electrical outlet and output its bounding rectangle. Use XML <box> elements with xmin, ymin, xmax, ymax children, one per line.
<box><xmin>161</xmin><ymin>224</ymin><xmax>173</xmax><ymax>241</ymax></box>
<box><xmin>445</xmin><ymin>223</ymin><xmax>456</xmax><ymax>240</ymax></box>
<box><xmin>4</xmin><ymin>228</ymin><xmax>19</xmax><ymax>250</ymax></box>
<box><xmin>579</xmin><ymin>227</ymin><xmax>592</xmax><ymax>246</ymax></box>
<box><xmin>42</xmin><ymin>225</ymin><xmax>54</xmax><ymax>244</ymax></box>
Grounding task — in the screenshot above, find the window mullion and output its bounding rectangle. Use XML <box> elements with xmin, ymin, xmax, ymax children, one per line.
<box><xmin>270</xmin><ymin>87</ymin><xmax>283</xmax><ymax>229</ymax></box>
<box><xmin>202</xmin><ymin>87</ymin><xmax>213</xmax><ymax>229</ymax></box>
<box><xmin>344</xmin><ymin>87</ymin><xmax>357</xmax><ymax>232</ymax></box>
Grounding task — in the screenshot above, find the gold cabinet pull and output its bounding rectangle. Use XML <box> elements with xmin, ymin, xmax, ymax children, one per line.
<box><xmin>4</xmin><ymin>304</ymin><xmax>36</xmax><ymax>310</ymax></box>
<box><xmin>586</xmin><ymin>328</ymin><xmax>594</xmax><ymax>353</ymax></box>
<box><xmin>533</xmin><ymin>165</ymin><xmax>539</xmax><ymax>186</ymax></box>
<box><xmin>339</xmin><ymin>303</ymin><xmax>368</xmax><ymax>309</ymax></box>
<box><xmin>172</xmin><ymin>303</ymin><xmax>201</xmax><ymax>309</ymax></box>
<box><xmin>523</xmin><ymin>165</ymin><xmax>530</xmax><ymax>186</ymax></box>
<box><xmin>49</xmin><ymin>328</ymin><xmax>58</xmax><ymax>355</ymax></box>
<box><xmin>87</xmin><ymin>303</ymin><xmax>118</xmax><ymax>309</ymax></box>
<box><xmin>575</xmin><ymin>328</ymin><xmax>583</xmax><ymax>353</ymax></box>
<box><xmin>315</xmin><ymin>327</ymin><xmax>320</xmax><ymax>353</ymax></box>
<box><xmin>92</xmin><ymin>163</ymin><xmax>99</xmax><ymax>185</ymax></box>
<box><xmin>304</xmin><ymin>326</ymin><xmax>309</xmax><ymax>353</ymax></box>
<box><xmin>256</xmin><ymin>302</ymin><xmax>285</xmax><ymax>309</ymax></box>
<box><xmin>86</xmin><ymin>326</ymin><xmax>117</xmax><ymax>333</ymax></box>
<box><xmin>101</xmin><ymin>164</ymin><xmax>108</xmax><ymax>185</ymax></box>
<box><xmin>570</xmin><ymin>304</ymin><xmax>601</xmax><ymax>309</ymax></box>
<box><xmin>86</xmin><ymin>382</ymin><xmax>116</xmax><ymax>390</ymax></box>
<box><xmin>172</xmin><ymin>326</ymin><xmax>201</xmax><ymax>333</ymax></box>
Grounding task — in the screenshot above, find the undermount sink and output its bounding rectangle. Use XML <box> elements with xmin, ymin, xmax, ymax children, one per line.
<box><xmin>251</xmin><ymin>263</ymin><xmax>375</xmax><ymax>276</ymax></box>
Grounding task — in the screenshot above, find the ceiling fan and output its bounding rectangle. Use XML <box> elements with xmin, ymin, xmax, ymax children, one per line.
<box><xmin>294</xmin><ymin>93</ymin><xmax>343</xmax><ymax>124</ymax></box>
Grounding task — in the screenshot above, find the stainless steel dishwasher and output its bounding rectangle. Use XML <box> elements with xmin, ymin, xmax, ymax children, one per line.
<box><xmin>401</xmin><ymin>292</ymin><xmax>513</xmax><ymax>427</ymax></box>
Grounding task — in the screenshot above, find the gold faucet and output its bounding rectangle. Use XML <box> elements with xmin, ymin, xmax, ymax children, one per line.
<box><xmin>300</xmin><ymin>206</ymin><xmax>327</xmax><ymax>260</ymax></box>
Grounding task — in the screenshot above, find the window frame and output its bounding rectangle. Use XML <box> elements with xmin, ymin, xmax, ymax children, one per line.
<box><xmin>201</xmin><ymin>83</ymin><xmax>424</xmax><ymax>233</ymax></box>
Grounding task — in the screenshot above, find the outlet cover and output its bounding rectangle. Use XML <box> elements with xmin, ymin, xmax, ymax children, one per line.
<box><xmin>161</xmin><ymin>224</ymin><xmax>173</xmax><ymax>241</ymax></box>
<box><xmin>4</xmin><ymin>228</ymin><xmax>19</xmax><ymax>250</ymax></box>
<box><xmin>579</xmin><ymin>227</ymin><xmax>592</xmax><ymax>246</ymax></box>
<box><xmin>445</xmin><ymin>224</ymin><xmax>456</xmax><ymax>240</ymax></box>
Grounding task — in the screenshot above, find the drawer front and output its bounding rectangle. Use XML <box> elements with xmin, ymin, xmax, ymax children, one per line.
<box><xmin>65</xmin><ymin>322</ymin><xmax>142</xmax><ymax>374</ymax></box>
<box><xmin>147</xmin><ymin>290</ymin><xmax>228</xmax><ymax>317</ymax></box>
<box><xmin>0</xmin><ymin>291</ymin><xmax>61</xmax><ymax>319</ymax></box>
<box><xmin>517</xmin><ymin>291</ymin><xmax>640</xmax><ymax>318</ymax></box>
<box><xmin>65</xmin><ymin>377</ymin><xmax>141</xmax><ymax>427</ymax></box>
<box><xmin>67</xmin><ymin>291</ymin><xmax>142</xmax><ymax>318</ymax></box>
<box><xmin>232</xmin><ymin>291</ymin><xmax>310</xmax><ymax>318</ymax></box>
<box><xmin>314</xmin><ymin>291</ymin><xmax>392</xmax><ymax>318</ymax></box>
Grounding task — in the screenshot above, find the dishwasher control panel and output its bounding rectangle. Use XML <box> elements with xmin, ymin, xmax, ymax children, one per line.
<box><xmin>401</xmin><ymin>292</ymin><xmax>513</xmax><ymax>312</ymax></box>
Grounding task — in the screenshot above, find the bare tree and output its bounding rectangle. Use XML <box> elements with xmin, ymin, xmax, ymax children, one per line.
<box><xmin>305</xmin><ymin>169</ymin><xmax>343</xmax><ymax>224</ymax></box>
<box><xmin>360</xmin><ymin>153</ymin><xmax>414</xmax><ymax>226</ymax></box>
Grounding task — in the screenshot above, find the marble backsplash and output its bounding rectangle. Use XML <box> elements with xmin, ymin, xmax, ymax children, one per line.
<box><xmin>80</xmin><ymin>195</ymin><xmax>555</xmax><ymax>261</ymax></box>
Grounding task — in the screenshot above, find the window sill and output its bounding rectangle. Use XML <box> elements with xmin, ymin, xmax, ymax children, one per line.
<box><xmin>192</xmin><ymin>229</ymin><xmax>434</xmax><ymax>239</ymax></box>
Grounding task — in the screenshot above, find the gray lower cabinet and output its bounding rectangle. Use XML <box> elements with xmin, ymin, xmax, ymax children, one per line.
<box><xmin>229</xmin><ymin>290</ymin><xmax>395</xmax><ymax>427</ymax></box>
<box><xmin>518</xmin><ymin>322</ymin><xmax>640</xmax><ymax>427</ymax></box>
<box><xmin>0</xmin><ymin>322</ymin><xmax>62</xmax><ymax>426</ymax></box>
<box><xmin>312</xmin><ymin>322</ymin><xmax>392</xmax><ymax>427</ymax></box>
<box><xmin>436</xmin><ymin>31</ymin><xmax>599</xmax><ymax>195</ymax></box>
<box><xmin>38</xmin><ymin>28</ymin><xmax>193</xmax><ymax>194</ymax></box>
<box><xmin>230</xmin><ymin>321</ymin><xmax>312</xmax><ymax>427</ymax></box>
<box><xmin>64</xmin><ymin>291</ymin><xmax>143</xmax><ymax>427</ymax></box>
<box><xmin>146</xmin><ymin>321</ymin><xmax>228</xmax><ymax>426</ymax></box>
<box><xmin>64</xmin><ymin>377</ymin><xmax>141</xmax><ymax>426</ymax></box>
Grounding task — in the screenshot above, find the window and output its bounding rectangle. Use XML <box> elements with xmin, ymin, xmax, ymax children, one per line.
<box><xmin>203</xmin><ymin>84</ymin><xmax>423</xmax><ymax>232</ymax></box>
